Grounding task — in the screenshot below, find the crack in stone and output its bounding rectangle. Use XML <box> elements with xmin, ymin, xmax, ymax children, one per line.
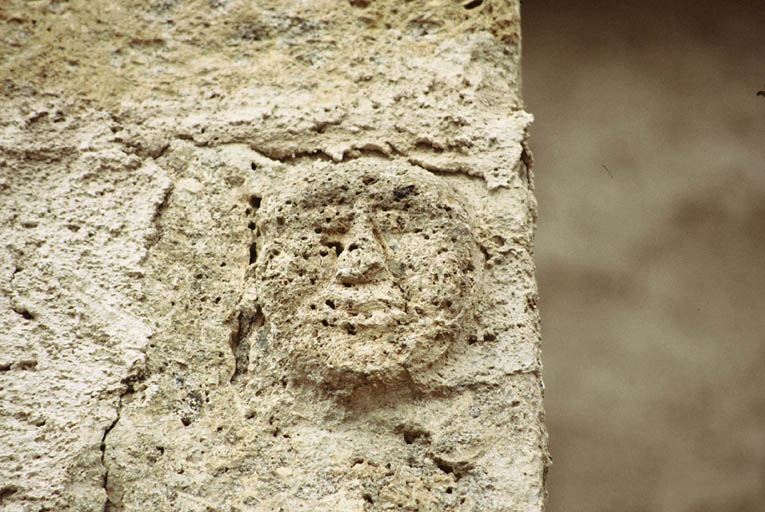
<box><xmin>139</xmin><ymin>178</ymin><xmax>173</xmax><ymax>266</ymax></box>
<box><xmin>100</xmin><ymin>395</ymin><xmax>123</xmax><ymax>512</ymax></box>
<box><xmin>520</xmin><ymin>136</ymin><xmax>534</xmax><ymax>188</ymax></box>
<box><xmin>100</xmin><ymin>369</ymin><xmax>147</xmax><ymax>511</ymax></box>
<box><xmin>406</xmin><ymin>156</ymin><xmax>485</xmax><ymax>181</ymax></box>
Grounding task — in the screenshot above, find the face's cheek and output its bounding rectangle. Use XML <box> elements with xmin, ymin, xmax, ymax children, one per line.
<box><xmin>255</xmin><ymin>230</ymin><xmax>334</xmax><ymax>319</ymax></box>
<box><xmin>388</xmin><ymin>226</ymin><xmax>477</xmax><ymax>320</ymax></box>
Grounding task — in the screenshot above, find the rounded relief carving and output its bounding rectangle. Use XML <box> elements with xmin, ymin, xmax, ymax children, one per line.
<box><xmin>253</xmin><ymin>164</ymin><xmax>482</xmax><ymax>389</ymax></box>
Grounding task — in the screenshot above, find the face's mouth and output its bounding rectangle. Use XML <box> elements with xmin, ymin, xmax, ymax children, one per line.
<box><xmin>307</xmin><ymin>282</ymin><xmax>410</xmax><ymax>331</ymax></box>
<box><xmin>343</xmin><ymin>300</ymin><xmax>409</xmax><ymax>329</ymax></box>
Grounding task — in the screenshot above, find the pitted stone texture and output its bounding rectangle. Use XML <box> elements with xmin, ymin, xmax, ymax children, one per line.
<box><xmin>1</xmin><ymin>0</ymin><xmax>546</xmax><ymax>510</ymax></box>
<box><xmin>253</xmin><ymin>163</ymin><xmax>482</xmax><ymax>389</ymax></box>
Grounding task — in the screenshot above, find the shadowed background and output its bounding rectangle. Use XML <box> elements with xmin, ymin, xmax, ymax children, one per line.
<box><xmin>522</xmin><ymin>1</ymin><xmax>765</xmax><ymax>511</ymax></box>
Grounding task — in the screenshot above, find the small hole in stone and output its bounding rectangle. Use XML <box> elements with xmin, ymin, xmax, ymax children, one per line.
<box><xmin>463</xmin><ymin>0</ymin><xmax>483</xmax><ymax>9</ymax></box>
<box><xmin>249</xmin><ymin>243</ymin><xmax>257</xmax><ymax>264</ymax></box>
<box><xmin>483</xmin><ymin>333</ymin><xmax>496</xmax><ymax>342</ymax></box>
<box><xmin>345</xmin><ymin>324</ymin><xmax>356</xmax><ymax>335</ymax></box>
<box><xmin>181</xmin><ymin>417</ymin><xmax>192</xmax><ymax>426</ymax></box>
<box><xmin>321</xmin><ymin>319</ymin><xmax>329</xmax><ymax>327</ymax></box>
<box><xmin>362</xmin><ymin>494</ymin><xmax>374</xmax><ymax>504</ymax></box>
<box><xmin>214</xmin><ymin>297</ymin><xmax>221</xmax><ymax>303</ymax></box>
<box><xmin>348</xmin><ymin>243</ymin><xmax>359</xmax><ymax>252</ymax></box>
<box><xmin>326</xmin><ymin>299</ymin><xmax>335</xmax><ymax>309</ymax></box>
<box><xmin>248</xmin><ymin>221</ymin><xmax>256</xmax><ymax>230</ymax></box>
<box><xmin>15</xmin><ymin>360</ymin><xmax>37</xmax><ymax>371</ymax></box>
<box><xmin>402</xmin><ymin>430</ymin><xmax>426</xmax><ymax>444</ymax></box>
<box><xmin>310</xmin><ymin>304</ymin><xmax>316</xmax><ymax>310</ymax></box>
<box><xmin>250</xmin><ymin>162</ymin><xmax>257</xmax><ymax>170</ymax></box>
<box><xmin>249</xmin><ymin>195</ymin><xmax>262</xmax><ymax>210</ymax></box>
<box><xmin>17</xmin><ymin>309</ymin><xmax>35</xmax><ymax>320</ymax></box>
<box><xmin>327</xmin><ymin>241</ymin><xmax>344</xmax><ymax>255</ymax></box>
<box><xmin>435</xmin><ymin>459</ymin><xmax>454</xmax><ymax>475</ymax></box>
<box><xmin>468</xmin><ymin>336</ymin><xmax>478</xmax><ymax>345</ymax></box>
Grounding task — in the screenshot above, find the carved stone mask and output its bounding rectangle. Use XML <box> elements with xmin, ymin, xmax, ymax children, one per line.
<box><xmin>254</xmin><ymin>164</ymin><xmax>481</xmax><ymax>389</ymax></box>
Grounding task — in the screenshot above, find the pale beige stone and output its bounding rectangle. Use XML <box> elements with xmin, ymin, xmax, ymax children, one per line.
<box><xmin>0</xmin><ymin>0</ymin><xmax>547</xmax><ymax>510</ymax></box>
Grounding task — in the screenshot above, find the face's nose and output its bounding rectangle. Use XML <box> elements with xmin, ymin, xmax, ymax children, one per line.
<box><xmin>334</xmin><ymin>216</ymin><xmax>386</xmax><ymax>285</ymax></box>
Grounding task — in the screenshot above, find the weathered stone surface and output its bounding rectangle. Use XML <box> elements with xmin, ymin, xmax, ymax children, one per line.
<box><xmin>0</xmin><ymin>1</ymin><xmax>546</xmax><ymax>510</ymax></box>
<box><xmin>0</xmin><ymin>109</ymin><xmax>170</xmax><ymax>510</ymax></box>
<box><xmin>253</xmin><ymin>163</ymin><xmax>482</xmax><ymax>391</ymax></box>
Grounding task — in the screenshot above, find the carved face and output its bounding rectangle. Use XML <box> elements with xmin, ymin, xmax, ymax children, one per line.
<box><xmin>254</xmin><ymin>164</ymin><xmax>481</xmax><ymax>388</ymax></box>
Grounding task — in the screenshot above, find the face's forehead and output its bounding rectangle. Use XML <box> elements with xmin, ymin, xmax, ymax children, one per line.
<box><xmin>262</xmin><ymin>164</ymin><xmax>470</xmax><ymax>223</ymax></box>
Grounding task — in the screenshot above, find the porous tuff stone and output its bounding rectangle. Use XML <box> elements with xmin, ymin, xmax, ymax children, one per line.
<box><xmin>253</xmin><ymin>163</ymin><xmax>482</xmax><ymax>391</ymax></box>
<box><xmin>0</xmin><ymin>0</ymin><xmax>547</xmax><ymax>510</ymax></box>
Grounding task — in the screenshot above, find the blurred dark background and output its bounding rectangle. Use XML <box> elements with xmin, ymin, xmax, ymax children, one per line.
<box><xmin>521</xmin><ymin>2</ymin><xmax>765</xmax><ymax>511</ymax></box>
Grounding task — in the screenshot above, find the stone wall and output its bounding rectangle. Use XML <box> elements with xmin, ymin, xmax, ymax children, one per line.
<box><xmin>0</xmin><ymin>1</ymin><xmax>547</xmax><ymax>510</ymax></box>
